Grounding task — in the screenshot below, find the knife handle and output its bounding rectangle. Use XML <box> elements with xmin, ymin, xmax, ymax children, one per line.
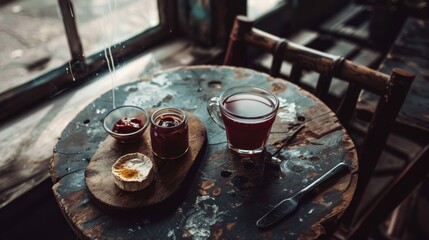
<box><xmin>295</xmin><ymin>162</ymin><xmax>349</xmax><ymax>199</ymax></box>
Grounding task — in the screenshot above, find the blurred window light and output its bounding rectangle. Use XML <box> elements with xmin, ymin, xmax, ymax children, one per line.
<box><xmin>73</xmin><ymin>0</ymin><xmax>160</xmax><ymax>56</ymax></box>
<box><xmin>248</xmin><ymin>0</ymin><xmax>285</xmax><ymax>19</ymax></box>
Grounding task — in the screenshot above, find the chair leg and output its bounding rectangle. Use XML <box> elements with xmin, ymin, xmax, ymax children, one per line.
<box><xmin>346</xmin><ymin>145</ymin><xmax>429</xmax><ymax>240</ymax></box>
<box><xmin>382</xmin><ymin>191</ymin><xmax>419</xmax><ymax>239</ymax></box>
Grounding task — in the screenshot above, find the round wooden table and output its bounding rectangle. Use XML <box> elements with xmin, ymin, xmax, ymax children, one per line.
<box><xmin>50</xmin><ymin>65</ymin><xmax>358</xmax><ymax>239</ymax></box>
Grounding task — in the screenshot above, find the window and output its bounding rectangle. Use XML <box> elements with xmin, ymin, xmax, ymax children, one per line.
<box><xmin>0</xmin><ymin>0</ymin><xmax>69</xmax><ymax>93</ymax></box>
<box><xmin>0</xmin><ymin>0</ymin><xmax>174</xmax><ymax>122</ymax></box>
<box><xmin>72</xmin><ymin>0</ymin><xmax>160</xmax><ymax>56</ymax></box>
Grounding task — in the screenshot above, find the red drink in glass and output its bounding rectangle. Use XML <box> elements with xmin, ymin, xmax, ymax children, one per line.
<box><xmin>208</xmin><ymin>86</ymin><xmax>279</xmax><ymax>156</ymax></box>
<box><xmin>221</xmin><ymin>93</ymin><xmax>277</xmax><ymax>152</ymax></box>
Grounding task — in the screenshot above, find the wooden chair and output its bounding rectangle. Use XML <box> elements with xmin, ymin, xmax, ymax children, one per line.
<box><xmin>224</xmin><ymin>15</ymin><xmax>416</xmax><ymax>237</ymax></box>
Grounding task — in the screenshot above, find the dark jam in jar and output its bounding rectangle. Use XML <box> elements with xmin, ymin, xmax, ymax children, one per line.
<box><xmin>157</xmin><ymin>116</ymin><xmax>181</xmax><ymax>127</ymax></box>
<box><xmin>112</xmin><ymin>117</ymin><xmax>144</xmax><ymax>134</ymax></box>
<box><xmin>150</xmin><ymin>108</ymin><xmax>189</xmax><ymax>159</ymax></box>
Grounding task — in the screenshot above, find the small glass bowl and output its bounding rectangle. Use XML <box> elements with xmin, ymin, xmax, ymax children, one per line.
<box><xmin>103</xmin><ymin>105</ymin><xmax>149</xmax><ymax>143</ymax></box>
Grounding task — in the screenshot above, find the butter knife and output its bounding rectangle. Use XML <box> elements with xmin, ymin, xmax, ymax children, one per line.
<box><xmin>256</xmin><ymin>162</ymin><xmax>349</xmax><ymax>228</ymax></box>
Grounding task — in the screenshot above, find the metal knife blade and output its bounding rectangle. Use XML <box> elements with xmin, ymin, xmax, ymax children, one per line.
<box><xmin>256</xmin><ymin>197</ymin><xmax>298</xmax><ymax>228</ymax></box>
<box><xmin>256</xmin><ymin>162</ymin><xmax>349</xmax><ymax>229</ymax></box>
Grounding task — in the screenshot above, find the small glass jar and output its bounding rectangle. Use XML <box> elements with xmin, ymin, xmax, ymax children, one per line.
<box><xmin>150</xmin><ymin>108</ymin><xmax>189</xmax><ymax>159</ymax></box>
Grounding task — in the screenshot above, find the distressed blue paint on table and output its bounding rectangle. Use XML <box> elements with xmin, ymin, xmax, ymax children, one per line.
<box><xmin>50</xmin><ymin>66</ymin><xmax>358</xmax><ymax>239</ymax></box>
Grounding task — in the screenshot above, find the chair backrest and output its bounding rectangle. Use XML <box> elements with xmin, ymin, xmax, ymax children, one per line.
<box><xmin>224</xmin><ymin>15</ymin><xmax>415</xmax><ymax>221</ymax></box>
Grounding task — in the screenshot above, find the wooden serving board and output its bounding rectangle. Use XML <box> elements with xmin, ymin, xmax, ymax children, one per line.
<box><xmin>84</xmin><ymin>110</ymin><xmax>207</xmax><ymax>210</ymax></box>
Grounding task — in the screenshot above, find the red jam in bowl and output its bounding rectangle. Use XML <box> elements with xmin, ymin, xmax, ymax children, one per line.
<box><xmin>112</xmin><ymin>117</ymin><xmax>144</xmax><ymax>134</ymax></box>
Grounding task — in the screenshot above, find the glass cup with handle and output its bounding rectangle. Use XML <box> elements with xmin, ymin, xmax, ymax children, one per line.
<box><xmin>207</xmin><ymin>86</ymin><xmax>279</xmax><ymax>156</ymax></box>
